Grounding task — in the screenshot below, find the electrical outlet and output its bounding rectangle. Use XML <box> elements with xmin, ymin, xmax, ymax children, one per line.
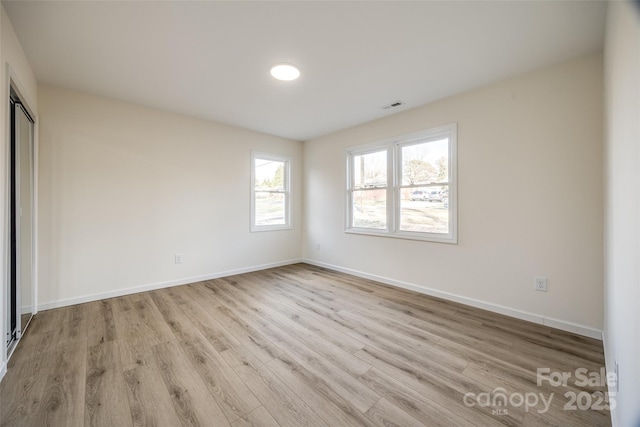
<box><xmin>534</xmin><ymin>276</ymin><xmax>548</xmax><ymax>292</ymax></box>
<box><xmin>175</xmin><ymin>253</ymin><xmax>183</xmax><ymax>264</ymax></box>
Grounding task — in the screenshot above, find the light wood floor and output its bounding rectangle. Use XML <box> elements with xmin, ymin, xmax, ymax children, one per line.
<box><xmin>1</xmin><ymin>263</ymin><xmax>611</xmax><ymax>426</ymax></box>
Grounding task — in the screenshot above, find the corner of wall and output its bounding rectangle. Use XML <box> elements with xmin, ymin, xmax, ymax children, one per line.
<box><xmin>603</xmin><ymin>1</ymin><xmax>640</xmax><ymax>426</ymax></box>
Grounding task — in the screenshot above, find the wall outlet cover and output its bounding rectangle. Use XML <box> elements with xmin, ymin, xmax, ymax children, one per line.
<box><xmin>534</xmin><ymin>276</ymin><xmax>548</xmax><ymax>292</ymax></box>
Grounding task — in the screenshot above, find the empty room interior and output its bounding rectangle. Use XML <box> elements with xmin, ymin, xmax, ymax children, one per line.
<box><xmin>0</xmin><ymin>1</ymin><xmax>638</xmax><ymax>426</ymax></box>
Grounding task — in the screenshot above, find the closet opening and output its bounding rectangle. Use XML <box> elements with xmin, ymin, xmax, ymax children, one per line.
<box><xmin>6</xmin><ymin>86</ymin><xmax>35</xmax><ymax>355</ymax></box>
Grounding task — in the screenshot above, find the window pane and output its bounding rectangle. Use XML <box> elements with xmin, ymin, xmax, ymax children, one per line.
<box><xmin>399</xmin><ymin>185</ymin><xmax>449</xmax><ymax>233</ymax></box>
<box><xmin>255</xmin><ymin>158</ymin><xmax>286</xmax><ymax>191</ymax></box>
<box><xmin>401</xmin><ymin>138</ymin><xmax>449</xmax><ymax>185</ymax></box>
<box><xmin>352</xmin><ymin>189</ymin><xmax>386</xmax><ymax>229</ymax></box>
<box><xmin>354</xmin><ymin>150</ymin><xmax>387</xmax><ymax>189</ymax></box>
<box><xmin>255</xmin><ymin>192</ymin><xmax>285</xmax><ymax>226</ymax></box>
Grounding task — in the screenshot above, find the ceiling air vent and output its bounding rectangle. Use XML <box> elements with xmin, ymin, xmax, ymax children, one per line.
<box><xmin>381</xmin><ymin>101</ymin><xmax>403</xmax><ymax>110</ymax></box>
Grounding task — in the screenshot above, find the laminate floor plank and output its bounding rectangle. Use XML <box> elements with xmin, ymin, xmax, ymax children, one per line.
<box><xmin>379</xmin><ymin>298</ymin><xmax>515</xmax><ymax>349</ymax></box>
<box><xmin>354</xmin><ymin>346</ymin><xmax>522</xmax><ymax>426</ymax></box>
<box><xmin>214</xmin><ymin>277</ymin><xmax>371</xmax><ymax>377</ymax></box>
<box><xmin>208</xmin><ymin>304</ymin><xmax>283</xmax><ymax>364</ymax></box>
<box><xmin>265</xmin><ymin>353</ymin><xmax>376</xmax><ymax>427</ymax></box>
<box><xmin>1</xmin><ymin>263</ymin><xmax>611</xmax><ymax>427</ymax></box>
<box><xmin>266</xmin><ymin>269</ymin><xmax>384</xmax><ymax>312</ymax></box>
<box><xmin>86</xmin><ymin>299</ymin><xmax>118</xmax><ymax>347</ymax></box>
<box><xmin>6</xmin><ymin>328</ymin><xmax>60</xmax><ymax>368</ymax></box>
<box><xmin>363</xmin><ymin>397</ymin><xmax>425</xmax><ymax>427</ymax></box>
<box><xmin>363</xmin><ymin>274</ymin><xmax>604</xmax><ymax>365</ymax></box>
<box><xmin>275</xmin><ymin>276</ymin><xmax>501</xmax><ymax>362</ymax></box>
<box><xmin>454</xmin><ymin>307</ymin><xmax>604</xmax><ymax>357</ymax></box>
<box><xmin>265</xmin><ymin>272</ymin><xmax>508</xmax><ymax>369</ymax></box>
<box><xmin>229</xmin><ymin>274</ymin><xmax>367</xmax><ymax>354</ymax></box>
<box><xmin>231</xmin><ymin>406</ymin><xmax>281</xmax><ymax>427</ymax></box>
<box><xmin>151</xmin><ymin>341</ymin><xmax>231</xmax><ymax>426</ymax></box>
<box><xmin>213</xmin><ymin>284</ymin><xmax>380</xmax><ymax>413</ymax></box>
<box><xmin>113</xmin><ymin>293</ymin><xmax>176</xmax><ymax>369</ymax></box>
<box><xmin>359</xmin><ymin>367</ymin><xmax>474</xmax><ymax>427</ymax></box>
<box><xmin>339</xmin><ymin>309</ymin><xmax>468</xmax><ymax>372</ymax></box>
<box><xmin>300</xmin><ymin>270</ymin><xmax>526</xmax><ymax>354</ymax></box>
<box><xmin>188</xmin><ymin>283</ymin><xmax>282</xmax><ymax>362</ymax></box>
<box><xmin>35</xmin><ymin>341</ymin><xmax>88</xmax><ymax>427</ymax></box>
<box><xmin>122</xmin><ymin>363</ymin><xmax>184</xmax><ymax>427</ymax></box>
<box><xmin>328</xmin><ymin>299</ymin><xmax>444</xmax><ymax>347</ymax></box>
<box><xmin>150</xmin><ymin>288</ymin><xmax>262</xmax><ymax>422</ymax></box>
<box><xmin>343</xmin><ymin>320</ymin><xmax>473</xmax><ymax>383</ymax></box>
<box><xmin>0</xmin><ymin>352</ymin><xmax>51</xmax><ymax>427</ymax></box>
<box><xmin>281</xmin><ymin>267</ymin><xmax>488</xmax><ymax>336</ymax></box>
<box><xmin>508</xmin><ymin>338</ymin><xmax>605</xmax><ymax>374</ymax></box>
<box><xmin>437</xmin><ymin>335</ymin><xmax>553</xmax><ymax>383</ymax></box>
<box><xmin>261</xmin><ymin>281</ymin><xmax>366</xmax><ymax>337</ymax></box>
<box><xmin>84</xmin><ymin>341</ymin><xmax>133</xmax><ymax>427</ymax></box>
<box><xmin>171</xmin><ymin>284</ymin><xmax>243</xmax><ymax>352</ymax></box>
<box><xmin>8</xmin><ymin>305</ymin><xmax>90</xmax><ymax>368</ymax></box>
<box><xmin>222</xmin><ymin>346</ymin><xmax>327</xmax><ymax>427</ymax></box>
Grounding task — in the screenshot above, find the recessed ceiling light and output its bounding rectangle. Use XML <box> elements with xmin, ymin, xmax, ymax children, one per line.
<box><xmin>270</xmin><ymin>64</ymin><xmax>300</xmax><ymax>81</ymax></box>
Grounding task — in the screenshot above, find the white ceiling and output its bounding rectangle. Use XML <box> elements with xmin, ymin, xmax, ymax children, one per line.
<box><xmin>3</xmin><ymin>1</ymin><xmax>606</xmax><ymax>141</ymax></box>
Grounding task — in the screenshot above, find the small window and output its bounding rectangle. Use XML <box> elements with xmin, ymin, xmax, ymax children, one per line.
<box><xmin>251</xmin><ymin>152</ymin><xmax>292</xmax><ymax>232</ymax></box>
<box><xmin>346</xmin><ymin>123</ymin><xmax>457</xmax><ymax>243</ymax></box>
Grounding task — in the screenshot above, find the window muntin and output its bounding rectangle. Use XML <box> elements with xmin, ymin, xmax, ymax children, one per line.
<box><xmin>251</xmin><ymin>152</ymin><xmax>291</xmax><ymax>231</ymax></box>
<box><xmin>346</xmin><ymin>124</ymin><xmax>457</xmax><ymax>243</ymax></box>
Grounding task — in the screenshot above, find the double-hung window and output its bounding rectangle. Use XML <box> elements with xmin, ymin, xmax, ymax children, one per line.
<box><xmin>251</xmin><ymin>152</ymin><xmax>292</xmax><ymax>231</ymax></box>
<box><xmin>346</xmin><ymin>123</ymin><xmax>457</xmax><ymax>243</ymax></box>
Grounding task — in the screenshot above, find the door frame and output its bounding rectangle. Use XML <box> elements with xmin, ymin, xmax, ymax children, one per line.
<box><xmin>2</xmin><ymin>64</ymin><xmax>38</xmax><ymax>363</ymax></box>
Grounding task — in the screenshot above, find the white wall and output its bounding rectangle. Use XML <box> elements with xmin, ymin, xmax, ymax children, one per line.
<box><xmin>0</xmin><ymin>4</ymin><xmax>38</xmax><ymax>380</ymax></box>
<box><xmin>304</xmin><ymin>53</ymin><xmax>604</xmax><ymax>335</ymax></box>
<box><xmin>37</xmin><ymin>85</ymin><xmax>302</xmax><ymax>308</ymax></box>
<box><xmin>604</xmin><ymin>2</ymin><xmax>640</xmax><ymax>426</ymax></box>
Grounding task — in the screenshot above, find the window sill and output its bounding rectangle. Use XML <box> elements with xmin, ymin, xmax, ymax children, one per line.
<box><xmin>345</xmin><ymin>228</ymin><xmax>457</xmax><ymax>244</ymax></box>
<box><xmin>251</xmin><ymin>225</ymin><xmax>293</xmax><ymax>233</ymax></box>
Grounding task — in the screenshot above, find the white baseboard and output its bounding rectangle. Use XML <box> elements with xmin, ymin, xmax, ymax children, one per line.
<box><xmin>37</xmin><ymin>258</ymin><xmax>303</xmax><ymax>311</ymax></box>
<box><xmin>303</xmin><ymin>259</ymin><xmax>603</xmax><ymax>340</ymax></box>
<box><xmin>0</xmin><ymin>361</ymin><xmax>6</xmax><ymax>382</ymax></box>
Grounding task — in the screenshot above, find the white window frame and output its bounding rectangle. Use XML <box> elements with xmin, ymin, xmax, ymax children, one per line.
<box><xmin>345</xmin><ymin>123</ymin><xmax>457</xmax><ymax>244</ymax></box>
<box><xmin>251</xmin><ymin>151</ymin><xmax>292</xmax><ymax>232</ymax></box>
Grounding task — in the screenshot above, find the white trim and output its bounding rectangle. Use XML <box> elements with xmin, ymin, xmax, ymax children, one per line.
<box><xmin>303</xmin><ymin>259</ymin><xmax>603</xmax><ymax>340</ymax></box>
<box><xmin>32</xmin><ymin>107</ymin><xmax>38</xmax><ymax>317</ymax></box>
<box><xmin>542</xmin><ymin>317</ymin><xmax>602</xmax><ymax>339</ymax></box>
<box><xmin>345</xmin><ymin>228</ymin><xmax>458</xmax><ymax>244</ymax></box>
<box><xmin>601</xmin><ymin>332</ymin><xmax>618</xmax><ymax>427</ymax></box>
<box><xmin>0</xmin><ymin>361</ymin><xmax>6</xmax><ymax>382</ymax></box>
<box><xmin>37</xmin><ymin>258</ymin><xmax>303</xmax><ymax>311</ymax></box>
